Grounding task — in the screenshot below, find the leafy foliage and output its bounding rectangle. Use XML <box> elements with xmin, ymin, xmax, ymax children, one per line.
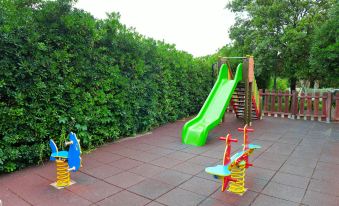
<box><xmin>0</xmin><ymin>0</ymin><xmax>211</xmax><ymax>173</ymax></box>
<box><xmin>309</xmin><ymin>1</ymin><xmax>339</xmax><ymax>87</ymax></box>
<box><xmin>226</xmin><ymin>0</ymin><xmax>337</xmax><ymax>89</ymax></box>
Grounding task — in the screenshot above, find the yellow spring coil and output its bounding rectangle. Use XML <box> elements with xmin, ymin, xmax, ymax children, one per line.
<box><xmin>228</xmin><ymin>161</ymin><xmax>247</xmax><ymax>195</ymax></box>
<box><xmin>56</xmin><ymin>159</ymin><xmax>71</xmax><ymax>187</ymax></box>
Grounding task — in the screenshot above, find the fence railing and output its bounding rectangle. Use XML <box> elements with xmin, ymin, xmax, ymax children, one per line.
<box><xmin>259</xmin><ymin>90</ymin><xmax>339</xmax><ymax>123</ymax></box>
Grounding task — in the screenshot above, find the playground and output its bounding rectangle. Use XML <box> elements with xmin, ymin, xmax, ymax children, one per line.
<box><xmin>1</xmin><ymin>114</ymin><xmax>338</xmax><ymax>206</ymax></box>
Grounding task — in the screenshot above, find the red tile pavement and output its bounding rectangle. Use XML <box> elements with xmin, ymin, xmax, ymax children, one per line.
<box><xmin>0</xmin><ymin>114</ymin><xmax>338</xmax><ymax>205</ymax></box>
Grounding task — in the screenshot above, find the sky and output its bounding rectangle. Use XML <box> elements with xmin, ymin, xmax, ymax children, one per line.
<box><xmin>75</xmin><ymin>0</ymin><xmax>235</xmax><ymax>57</ymax></box>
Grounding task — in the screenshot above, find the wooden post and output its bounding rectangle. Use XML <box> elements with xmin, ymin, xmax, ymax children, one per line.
<box><xmin>264</xmin><ymin>90</ymin><xmax>269</xmax><ymax>115</ymax></box>
<box><xmin>259</xmin><ymin>89</ymin><xmax>264</xmax><ymax>118</ymax></box>
<box><xmin>326</xmin><ymin>92</ymin><xmax>332</xmax><ymax>123</ymax></box>
<box><xmin>334</xmin><ymin>92</ymin><xmax>339</xmax><ymax>122</ymax></box>
<box><xmin>322</xmin><ymin>92</ymin><xmax>327</xmax><ymax>122</ymax></box>
<box><xmin>271</xmin><ymin>90</ymin><xmax>276</xmax><ymax>116</ymax></box>
<box><xmin>284</xmin><ymin>91</ymin><xmax>289</xmax><ymax>118</ymax></box>
<box><xmin>243</xmin><ymin>57</ymin><xmax>251</xmax><ymax>125</ymax></box>
<box><xmin>306</xmin><ymin>92</ymin><xmax>312</xmax><ymax>120</ymax></box>
<box><xmin>291</xmin><ymin>91</ymin><xmax>297</xmax><ymax>119</ymax></box>
<box><xmin>314</xmin><ymin>92</ymin><xmax>320</xmax><ymax>121</ymax></box>
<box><xmin>300</xmin><ymin>92</ymin><xmax>305</xmax><ymax>119</ymax></box>
<box><xmin>278</xmin><ymin>90</ymin><xmax>282</xmax><ymax>117</ymax></box>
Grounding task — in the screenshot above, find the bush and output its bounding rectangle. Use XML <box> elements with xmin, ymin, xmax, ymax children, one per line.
<box><xmin>268</xmin><ymin>78</ymin><xmax>289</xmax><ymax>91</ymax></box>
<box><xmin>0</xmin><ymin>0</ymin><xmax>212</xmax><ymax>173</ymax></box>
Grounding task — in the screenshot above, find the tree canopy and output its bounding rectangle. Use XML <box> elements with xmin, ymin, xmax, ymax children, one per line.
<box><xmin>226</xmin><ymin>0</ymin><xmax>338</xmax><ymax>90</ymax></box>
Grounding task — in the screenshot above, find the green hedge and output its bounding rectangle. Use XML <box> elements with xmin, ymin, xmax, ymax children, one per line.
<box><xmin>0</xmin><ymin>0</ymin><xmax>212</xmax><ymax>173</ymax></box>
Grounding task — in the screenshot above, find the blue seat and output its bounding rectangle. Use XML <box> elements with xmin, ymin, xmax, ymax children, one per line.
<box><xmin>248</xmin><ymin>144</ymin><xmax>261</xmax><ymax>149</ymax></box>
<box><xmin>205</xmin><ymin>164</ymin><xmax>231</xmax><ymax>177</ymax></box>
<box><xmin>51</xmin><ymin>151</ymin><xmax>69</xmax><ymax>159</ymax></box>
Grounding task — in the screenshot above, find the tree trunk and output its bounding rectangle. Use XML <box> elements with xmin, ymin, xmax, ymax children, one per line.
<box><xmin>310</xmin><ymin>79</ymin><xmax>315</xmax><ymax>88</ymax></box>
<box><xmin>290</xmin><ymin>77</ymin><xmax>297</xmax><ymax>92</ymax></box>
<box><xmin>273</xmin><ymin>74</ymin><xmax>277</xmax><ymax>91</ymax></box>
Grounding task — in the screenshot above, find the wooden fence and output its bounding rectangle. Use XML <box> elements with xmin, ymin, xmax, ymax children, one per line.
<box><xmin>259</xmin><ymin>90</ymin><xmax>339</xmax><ymax>123</ymax></box>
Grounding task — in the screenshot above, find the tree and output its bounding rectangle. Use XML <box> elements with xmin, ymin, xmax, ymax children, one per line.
<box><xmin>309</xmin><ymin>1</ymin><xmax>339</xmax><ymax>87</ymax></box>
<box><xmin>226</xmin><ymin>0</ymin><xmax>335</xmax><ymax>90</ymax></box>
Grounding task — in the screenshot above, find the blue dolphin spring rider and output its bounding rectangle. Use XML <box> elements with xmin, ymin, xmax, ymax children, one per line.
<box><xmin>49</xmin><ymin>132</ymin><xmax>82</xmax><ymax>188</ymax></box>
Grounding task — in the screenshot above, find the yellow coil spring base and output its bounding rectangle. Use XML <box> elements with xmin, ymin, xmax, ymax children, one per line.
<box><xmin>56</xmin><ymin>159</ymin><xmax>71</xmax><ymax>187</ymax></box>
<box><xmin>228</xmin><ymin>161</ymin><xmax>247</xmax><ymax>195</ymax></box>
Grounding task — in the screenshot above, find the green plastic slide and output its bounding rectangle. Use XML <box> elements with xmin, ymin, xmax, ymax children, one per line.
<box><xmin>182</xmin><ymin>64</ymin><xmax>243</xmax><ymax>146</ymax></box>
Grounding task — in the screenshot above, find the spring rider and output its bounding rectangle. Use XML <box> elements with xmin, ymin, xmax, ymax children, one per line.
<box><xmin>205</xmin><ymin>125</ymin><xmax>260</xmax><ymax>195</ymax></box>
<box><xmin>49</xmin><ymin>132</ymin><xmax>82</xmax><ymax>189</ymax></box>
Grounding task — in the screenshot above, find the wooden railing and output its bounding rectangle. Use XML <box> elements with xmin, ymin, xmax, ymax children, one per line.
<box><xmin>259</xmin><ymin>90</ymin><xmax>338</xmax><ymax>122</ymax></box>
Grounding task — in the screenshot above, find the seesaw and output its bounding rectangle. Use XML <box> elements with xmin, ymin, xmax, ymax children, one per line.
<box><xmin>205</xmin><ymin>125</ymin><xmax>261</xmax><ymax>195</ymax></box>
<box><xmin>49</xmin><ymin>132</ymin><xmax>82</xmax><ymax>189</ymax></box>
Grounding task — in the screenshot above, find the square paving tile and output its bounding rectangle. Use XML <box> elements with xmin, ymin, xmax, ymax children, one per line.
<box><xmin>308</xmin><ymin>179</ymin><xmax>339</xmax><ymax>196</ymax></box>
<box><xmin>125</xmin><ymin>143</ymin><xmax>157</xmax><ymax>152</ymax></box>
<box><xmin>253</xmin><ymin>158</ymin><xmax>283</xmax><ymax>171</ymax></box>
<box><xmin>280</xmin><ymin>163</ymin><xmax>313</xmax><ymax>177</ymax></box>
<box><xmin>97</xmin><ymin>190</ymin><xmax>151</xmax><ymax>206</ymax></box>
<box><xmin>148</xmin><ymin>147</ymin><xmax>175</xmax><ymax>155</ymax></box>
<box><xmin>151</xmin><ymin>169</ymin><xmax>192</xmax><ymax>186</ymax></box>
<box><xmin>251</xmin><ymin>194</ymin><xmax>299</xmax><ymax>206</ymax></box>
<box><xmin>0</xmin><ymin>188</ymin><xmax>31</xmax><ymax>206</ymax></box>
<box><xmin>272</xmin><ymin>172</ymin><xmax>310</xmax><ymax>189</ymax></box>
<box><xmin>199</xmin><ymin>198</ymin><xmax>232</xmax><ymax>206</ymax></box>
<box><xmin>71</xmin><ymin>172</ymin><xmax>99</xmax><ymax>185</ymax></box>
<box><xmin>129</xmin><ymin>151</ymin><xmax>162</xmax><ymax>163</ymax></box>
<box><xmin>259</xmin><ymin>152</ymin><xmax>289</xmax><ymax>162</ymax></box>
<box><xmin>81</xmin><ymin>157</ymin><xmax>105</xmax><ymax>169</ymax></box>
<box><xmin>262</xmin><ymin>181</ymin><xmax>305</xmax><ymax>203</ymax></box>
<box><xmin>129</xmin><ymin>164</ymin><xmax>165</xmax><ymax>178</ymax></box>
<box><xmin>69</xmin><ymin>180</ymin><xmax>122</xmax><ymax>202</ymax></box>
<box><xmin>83</xmin><ymin>164</ymin><xmax>123</xmax><ymax>179</ymax></box>
<box><xmin>91</xmin><ymin>152</ymin><xmax>125</xmax><ymax>164</ymax></box>
<box><xmin>172</xmin><ymin>162</ymin><xmax>205</xmax><ymax>175</ymax></box>
<box><xmin>104</xmin><ymin>171</ymin><xmax>145</xmax><ymax>188</ymax></box>
<box><xmin>302</xmin><ymin>190</ymin><xmax>339</xmax><ymax>206</ymax></box>
<box><xmin>285</xmin><ymin>156</ymin><xmax>317</xmax><ymax>168</ymax></box>
<box><xmin>200</xmin><ymin>149</ymin><xmax>223</xmax><ymax>159</ymax></box>
<box><xmin>180</xmin><ymin>146</ymin><xmax>210</xmax><ymax>155</ymax></box>
<box><xmin>312</xmin><ymin>169</ymin><xmax>339</xmax><ymax>183</ymax></box>
<box><xmin>211</xmin><ymin>189</ymin><xmax>258</xmax><ymax>206</ymax></box>
<box><xmin>128</xmin><ymin>179</ymin><xmax>175</xmax><ymax>200</ymax></box>
<box><xmin>246</xmin><ymin>166</ymin><xmax>276</xmax><ymax>180</ymax></box>
<box><xmin>179</xmin><ymin>176</ymin><xmax>220</xmax><ymax>196</ymax></box>
<box><xmin>150</xmin><ymin>156</ymin><xmax>182</xmax><ymax>168</ymax></box>
<box><xmin>166</xmin><ymin>151</ymin><xmax>195</xmax><ymax>161</ymax></box>
<box><xmin>146</xmin><ymin>201</ymin><xmax>166</xmax><ymax>206</ymax></box>
<box><xmin>266</xmin><ymin>143</ymin><xmax>296</xmax><ymax>155</ymax></box>
<box><xmin>109</xmin><ymin>158</ymin><xmax>143</xmax><ymax>170</ymax></box>
<box><xmin>156</xmin><ymin>188</ymin><xmax>205</xmax><ymax>206</ymax></box>
<box><xmin>35</xmin><ymin>190</ymin><xmax>92</xmax><ymax>206</ymax></box>
<box><xmin>246</xmin><ymin>176</ymin><xmax>268</xmax><ymax>193</ymax></box>
<box><xmin>186</xmin><ymin>156</ymin><xmax>220</xmax><ymax>167</ymax></box>
<box><xmin>277</xmin><ymin>136</ymin><xmax>302</xmax><ymax>145</ymax></box>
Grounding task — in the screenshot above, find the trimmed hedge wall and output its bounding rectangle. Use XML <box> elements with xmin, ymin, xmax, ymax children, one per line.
<box><xmin>0</xmin><ymin>0</ymin><xmax>212</xmax><ymax>173</ymax></box>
